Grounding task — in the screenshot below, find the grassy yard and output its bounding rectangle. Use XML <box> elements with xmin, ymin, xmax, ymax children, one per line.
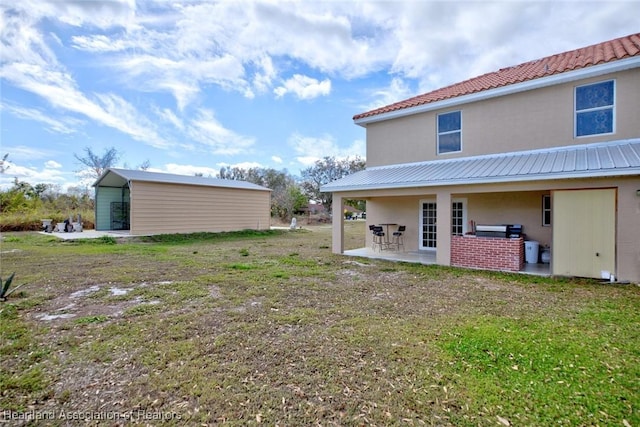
<box><xmin>1</xmin><ymin>222</ymin><xmax>638</xmax><ymax>426</ymax></box>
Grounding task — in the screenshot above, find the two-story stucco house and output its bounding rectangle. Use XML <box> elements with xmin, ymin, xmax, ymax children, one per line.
<box><xmin>322</xmin><ymin>33</ymin><xmax>640</xmax><ymax>283</ymax></box>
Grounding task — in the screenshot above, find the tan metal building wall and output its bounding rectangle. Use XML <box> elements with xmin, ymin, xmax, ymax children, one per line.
<box><xmin>129</xmin><ymin>181</ymin><xmax>271</xmax><ymax>235</ymax></box>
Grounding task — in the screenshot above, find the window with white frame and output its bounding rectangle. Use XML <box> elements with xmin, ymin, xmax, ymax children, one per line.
<box><xmin>575</xmin><ymin>80</ymin><xmax>614</xmax><ymax>137</ymax></box>
<box><xmin>437</xmin><ymin>111</ymin><xmax>462</xmax><ymax>154</ymax></box>
<box><xmin>542</xmin><ymin>195</ymin><xmax>551</xmax><ymax>226</ymax></box>
<box><xmin>452</xmin><ymin>201</ymin><xmax>465</xmax><ymax>235</ymax></box>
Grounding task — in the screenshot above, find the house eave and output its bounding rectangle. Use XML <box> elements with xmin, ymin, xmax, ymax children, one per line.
<box><xmin>323</xmin><ymin>169</ymin><xmax>640</xmax><ymax>193</ymax></box>
<box><xmin>354</xmin><ymin>56</ymin><xmax>640</xmax><ymax>127</ymax></box>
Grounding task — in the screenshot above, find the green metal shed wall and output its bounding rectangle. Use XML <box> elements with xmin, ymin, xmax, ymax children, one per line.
<box><xmin>95</xmin><ymin>187</ymin><xmax>130</xmax><ymax>230</ymax></box>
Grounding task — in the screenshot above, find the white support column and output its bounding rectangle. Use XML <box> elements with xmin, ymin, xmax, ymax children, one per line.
<box><xmin>436</xmin><ymin>191</ymin><xmax>452</xmax><ymax>266</ymax></box>
<box><xmin>332</xmin><ymin>195</ymin><xmax>345</xmax><ymax>254</ymax></box>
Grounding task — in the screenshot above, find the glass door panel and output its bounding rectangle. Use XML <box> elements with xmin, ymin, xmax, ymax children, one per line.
<box><xmin>421</xmin><ymin>202</ymin><xmax>437</xmax><ymax>249</ymax></box>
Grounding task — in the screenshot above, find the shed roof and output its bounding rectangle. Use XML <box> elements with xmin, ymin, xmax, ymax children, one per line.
<box><xmin>321</xmin><ymin>139</ymin><xmax>640</xmax><ymax>193</ymax></box>
<box><xmin>94</xmin><ymin>168</ymin><xmax>271</xmax><ymax>191</ymax></box>
<box><xmin>354</xmin><ymin>33</ymin><xmax>640</xmax><ymax>121</ymax></box>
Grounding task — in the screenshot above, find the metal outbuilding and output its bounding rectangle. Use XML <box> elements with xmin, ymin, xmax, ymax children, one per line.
<box><xmin>93</xmin><ymin>168</ymin><xmax>271</xmax><ymax>235</ymax></box>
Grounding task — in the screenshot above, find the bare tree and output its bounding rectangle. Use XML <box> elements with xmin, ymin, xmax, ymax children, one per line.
<box><xmin>301</xmin><ymin>156</ymin><xmax>365</xmax><ymax>212</ymax></box>
<box><xmin>138</xmin><ymin>159</ymin><xmax>151</xmax><ymax>171</ymax></box>
<box><xmin>74</xmin><ymin>147</ymin><xmax>121</xmax><ymax>179</ymax></box>
<box><xmin>219</xmin><ymin>166</ymin><xmax>307</xmax><ymax>220</ymax></box>
<box><xmin>219</xmin><ymin>166</ymin><xmax>247</xmax><ymax>181</ymax></box>
<box><xmin>0</xmin><ymin>153</ymin><xmax>9</xmax><ymax>174</ymax></box>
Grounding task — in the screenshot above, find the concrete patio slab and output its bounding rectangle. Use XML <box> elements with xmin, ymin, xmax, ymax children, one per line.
<box><xmin>39</xmin><ymin>230</ymin><xmax>137</xmax><ymax>240</ymax></box>
<box><xmin>343</xmin><ymin>247</ymin><xmax>551</xmax><ymax>276</ymax></box>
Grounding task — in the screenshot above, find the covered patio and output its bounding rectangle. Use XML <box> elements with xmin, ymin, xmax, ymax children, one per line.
<box><xmin>323</xmin><ymin>140</ymin><xmax>640</xmax><ymax>282</ymax></box>
<box><xmin>331</xmin><ymin>187</ymin><xmax>554</xmax><ymax>275</ymax></box>
<box><xmin>343</xmin><ymin>246</ymin><xmax>551</xmax><ymax>276</ymax></box>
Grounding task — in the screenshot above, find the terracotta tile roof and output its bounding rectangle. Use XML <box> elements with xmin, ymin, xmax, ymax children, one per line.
<box><xmin>354</xmin><ymin>33</ymin><xmax>640</xmax><ymax>121</ymax></box>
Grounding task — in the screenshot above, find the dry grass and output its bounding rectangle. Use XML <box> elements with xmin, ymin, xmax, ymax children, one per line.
<box><xmin>1</xmin><ymin>222</ymin><xmax>638</xmax><ymax>426</ymax></box>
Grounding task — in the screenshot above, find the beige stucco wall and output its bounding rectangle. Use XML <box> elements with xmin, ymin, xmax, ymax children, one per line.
<box><xmin>616</xmin><ymin>179</ymin><xmax>640</xmax><ymax>283</ymax></box>
<box><xmin>366</xmin><ymin>69</ymin><xmax>640</xmax><ymax>167</ymax></box>
<box><xmin>363</xmin><ymin>191</ymin><xmax>551</xmax><ymax>252</ymax></box>
<box><xmin>365</xmin><ymin>197</ymin><xmax>420</xmax><ymax>251</ymax></box>
<box><xmin>129</xmin><ymin>181</ymin><xmax>271</xmax><ymax>235</ymax></box>
<box><xmin>467</xmin><ymin>191</ymin><xmax>552</xmax><ymax>247</ymax></box>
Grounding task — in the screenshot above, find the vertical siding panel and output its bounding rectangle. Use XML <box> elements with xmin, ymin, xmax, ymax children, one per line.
<box><xmin>130</xmin><ymin>181</ymin><xmax>271</xmax><ymax>235</ymax></box>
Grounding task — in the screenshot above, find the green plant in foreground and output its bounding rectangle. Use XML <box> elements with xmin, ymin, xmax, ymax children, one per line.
<box><xmin>0</xmin><ymin>273</ymin><xmax>25</xmax><ymax>302</ymax></box>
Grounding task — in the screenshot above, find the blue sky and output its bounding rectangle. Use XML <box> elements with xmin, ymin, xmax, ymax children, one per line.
<box><xmin>1</xmin><ymin>0</ymin><xmax>639</xmax><ymax>191</ymax></box>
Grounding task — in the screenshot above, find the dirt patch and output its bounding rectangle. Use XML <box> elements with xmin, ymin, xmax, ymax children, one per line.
<box><xmin>29</xmin><ymin>281</ymin><xmax>171</xmax><ymax>323</ymax></box>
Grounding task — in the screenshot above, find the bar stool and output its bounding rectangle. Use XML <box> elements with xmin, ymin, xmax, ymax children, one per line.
<box><xmin>392</xmin><ymin>225</ymin><xmax>406</xmax><ymax>251</ymax></box>
<box><xmin>369</xmin><ymin>225</ymin><xmax>377</xmax><ymax>249</ymax></box>
<box><xmin>372</xmin><ymin>225</ymin><xmax>386</xmax><ymax>251</ymax></box>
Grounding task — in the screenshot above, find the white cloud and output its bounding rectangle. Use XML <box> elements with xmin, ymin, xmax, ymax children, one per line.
<box><xmin>1</xmin><ymin>103</ymin><xmax>83</xmax><ymax>134</ymax></box>
<box><xmin>359</xmin><ymin>77</ymin><xmax>414</xmax><ymax>113</ymax></box>
<box><xmin>216</xmin><ymin>161</ymin><xmax>263</xmax><ymax>170</ymax></box>
<box><xmin>160</xmin><ymin>163</ymin><xmax>221</xmax><ymax>178</ymax></box>
<box><xmin>252</xmin><ymin>56</ymin><xmax>277</xmax><ymax>94</ymax></box>
<box><xmin>114</xmin><ymin>52</ymin><xmax>249</xmax><ymax>109</ymax></box>
<box><xmin>8</xmin><ymin>0</ymin><xmax>636</xmax><ymax>115</ymax></box>
<box><xmin>186</xmin><ymin>109</ymin><xmax>255</xmax><ymax>155</ymax></box>
<box><xmin>71</xmin><ymin>34</ymin><xmax>131</xmax><ymax>52</ymax></box>
<box><xmin>274</xmin><ymin>74</ymin><xmax>331</xmax><ymax>100</ymax></box>
<box><xmin>0</xmin><ymin>161</ymin><xmax>70</xmax><ymax>190</ymax></box>
<box><xmin>0</xmin><ymin>3</ymin><xmax>172</xmax><ymax>149</ymax></box>
<box><xmin>5</xmin><ymin>0</ymin><xmax>639</xmax><ymax>113</ymax></box>
<box><xmin>7</xmin><ymin>1</ymin><xmax>386</xmax><ymax>110</ymax></box>
<box><xmin>385</xmin><ymin>1</ymin><xmax>640</xmax><ymax>91</ymax></box>
<box><xmin>154</xmin><ymin>107</ymin><xmax>184</xmax><ymax>130</ymax></box>
<box><xmin>0</xmin><ymin>145</ymin><xmax>55</xmax><ymax>161</ymax></box>
<box><xmin>45</xmin><ymin>160</ymin><xmax>62</xmax><ymax>169</ymax></box>
<box><xmin>0</xmin><ymin>6</ymin><xmax>59</xmax><ymax>69</ymax></box>
<box><xmin>93</xmin><ymin>93</ymin><xmax>170</xmax><ymax>149</ymax></box>
<box><xmin>271</xmin><ymin>156</ymin><xmax>283</xmax><ymax>164</ymax></box>
<box><xmin>1</xmin><ymin>62</ymin><xmax>171</xmax><ymax>149</ymax></box>
<box><xmin>242</xmin><ymin>2</ymin><xmax>373</xmax><ymax>76</ymax></box>
<box><xmin>27</xmin><ymin>0</ymin><xmax>136</xmax><ymax>29</ymax></box>
<box><xmin>289</xmin><ymin>133</ymin><xmax>365</xmax><ymax>166</ymax></box>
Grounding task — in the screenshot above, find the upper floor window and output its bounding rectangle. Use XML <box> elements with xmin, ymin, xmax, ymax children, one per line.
<box><xmin>575</xmin><ymin>80</ymin><xmax>614</xmax><ymax>137</ymax></box>
<box><xmin>437</xmin><ymin>111</ymin><xmax>462</xmax><ymax>154</ymax></box>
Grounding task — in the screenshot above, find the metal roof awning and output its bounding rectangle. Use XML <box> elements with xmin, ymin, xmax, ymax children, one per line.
<box><xmin>94</xmin><ymin>168</ymin><xmax>271</xmax><ymax>191</ymax></box>
<box><xmin>321</xmin><ymin>139</ymin><xmax>640</xmax><ymax>193</ymax></box>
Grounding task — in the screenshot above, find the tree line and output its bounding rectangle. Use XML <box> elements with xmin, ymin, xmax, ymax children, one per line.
<box><xmin>0</xmin><ymin>147</ymin><xmax>365</xmax><ymax>227</ymax></box>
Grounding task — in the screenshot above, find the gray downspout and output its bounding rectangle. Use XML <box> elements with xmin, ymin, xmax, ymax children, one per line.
<box><xmin>94</xmin><ymin>185</ymin><xmax>99</xmax><ymax>231</ymax></box>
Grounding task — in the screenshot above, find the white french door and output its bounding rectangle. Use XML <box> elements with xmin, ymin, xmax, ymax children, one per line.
<box><xmin>419</xmin><ymin>198</ymin><xmax>467</xmax><ymax>250</ymax></box>
<box><xmin>420</xmin><ymin>200</ymin><xmax>437</xmax><ymax>250</ymax></box>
